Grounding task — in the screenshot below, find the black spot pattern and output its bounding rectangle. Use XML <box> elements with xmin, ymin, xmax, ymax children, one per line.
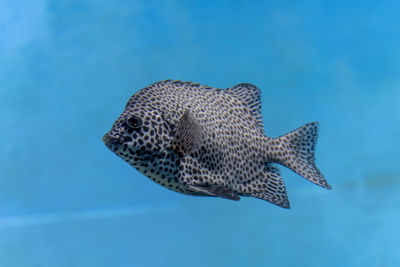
<box><xmin>103</xmin><ymin>80</ymin><xmax>331</xmax><ymax>209</ymax></box>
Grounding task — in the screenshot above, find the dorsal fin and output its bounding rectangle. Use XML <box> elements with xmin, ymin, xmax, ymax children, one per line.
<box><xmin>225</xmin><ymin>83</ymin><xmax>264</xmax><ymax>132</ymax></box>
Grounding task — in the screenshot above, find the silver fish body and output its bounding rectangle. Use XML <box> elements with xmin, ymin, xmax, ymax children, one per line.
<box><xmin>103</xmin><ymin>80</ymin><xmax>331</xmax><ymax>208</ymax></box>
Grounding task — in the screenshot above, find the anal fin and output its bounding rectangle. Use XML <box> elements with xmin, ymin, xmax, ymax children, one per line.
<box><xmin>247</xmin><ymin>164</ymin><xmax>290</xmax><ymax>209</ymax></box>
<box><xmin>187</xmin><ymin>185</ymin><xmax>240</xmax><ymax>201</ymax></box>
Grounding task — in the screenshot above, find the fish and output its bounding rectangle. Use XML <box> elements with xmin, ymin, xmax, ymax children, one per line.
<box><xmin>102</xmin><ymin>80</ymin><xmax>331</xmax><ymax>208</ymax></box>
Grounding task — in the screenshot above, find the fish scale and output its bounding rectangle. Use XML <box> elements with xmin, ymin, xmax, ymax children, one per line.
<box><xmin>103</xmin><ymin>80</ymin><xmax>331</xmax><ymax>208</ymax></box>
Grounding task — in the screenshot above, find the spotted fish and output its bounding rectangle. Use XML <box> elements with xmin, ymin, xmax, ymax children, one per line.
<box><xmin>103</xmin><ymin>80</ymin><xmax>331</xmax><ymax>208</ymax></box>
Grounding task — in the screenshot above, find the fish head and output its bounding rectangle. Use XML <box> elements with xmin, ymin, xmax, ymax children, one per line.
<box><xmin>103</xmin><ymin>107</ymin><xmax>171</xmax><ymax>164</ymax></box>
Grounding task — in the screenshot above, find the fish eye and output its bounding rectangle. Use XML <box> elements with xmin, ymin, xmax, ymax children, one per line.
<box><xmin>126</xmin><ymin>115</ymin><xmax>142</xmax><ymax>129</ymax></box>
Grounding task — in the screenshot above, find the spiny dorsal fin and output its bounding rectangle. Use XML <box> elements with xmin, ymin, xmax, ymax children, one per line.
<box><xmin>172</xmin><ymin>110</ymin><xmax>202</xmax><ymax>157</ymax></box>
<box><xmin>225</xmin><ymin>83</ymin><xmax>264</xmax><ymax>131</ymax></box>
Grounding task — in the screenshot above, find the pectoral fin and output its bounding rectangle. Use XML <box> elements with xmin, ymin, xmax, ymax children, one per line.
<box><xmin>172</xmin><ymin>110</ymin><xmax>202</xmax><ymax>156</ymax></box>
<box><xmin>187</xmin><ymin>185</ymin><xmax>240</xmax><ymax>201</ymax></box>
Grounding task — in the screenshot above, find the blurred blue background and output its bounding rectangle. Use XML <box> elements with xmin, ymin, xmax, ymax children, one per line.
<box><xmin>1</xmin><ymin>0</ymin><xmax>400</xmax><ymax>266</ymax></box>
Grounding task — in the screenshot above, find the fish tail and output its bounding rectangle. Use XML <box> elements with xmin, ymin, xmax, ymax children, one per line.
<box><xmin>269</xmin><ymin>122</ymin><xmax>331</xmax><ymax>189</ymax></box>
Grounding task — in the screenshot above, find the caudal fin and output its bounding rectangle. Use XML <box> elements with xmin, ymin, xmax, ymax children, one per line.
<box><xmin>275</xmin><ymin>122</ymin><xmax>331</xmax><ymax>189</ymax></box>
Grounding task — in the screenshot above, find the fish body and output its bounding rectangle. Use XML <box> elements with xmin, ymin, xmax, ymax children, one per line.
<box><xmin>103</xmin><ymin>80</ymin><xmax>331</xmax><ymax>208</ymax></box>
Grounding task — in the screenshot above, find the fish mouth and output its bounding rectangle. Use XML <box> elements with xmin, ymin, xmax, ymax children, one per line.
<box><xmin>102</xmin><ymin>133</ymin><xmax>124</xmax><ymax>149</ymax></box>
<box><xmin>102</xmin><ymin>133</ymin><xmax>152</xmax><ymax>161</ymax></box>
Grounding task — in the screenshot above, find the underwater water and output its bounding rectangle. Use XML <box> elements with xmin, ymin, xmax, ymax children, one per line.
<box><xmin>1</xmin><ymin>0</ymin><xmax>400</xmax><ymax>266</ymax></box>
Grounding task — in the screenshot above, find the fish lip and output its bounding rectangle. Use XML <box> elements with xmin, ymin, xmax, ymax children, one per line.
<box><xmin>102</xmin><ymin>133</ymin><xmax>124</xmax><ymax>146</ymax></box>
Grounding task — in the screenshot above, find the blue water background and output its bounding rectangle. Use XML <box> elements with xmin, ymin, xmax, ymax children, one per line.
<box><xmin>1</xmin><ymin>1</ymin><xmax>400</xmax><ymax>266</ymax></box>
